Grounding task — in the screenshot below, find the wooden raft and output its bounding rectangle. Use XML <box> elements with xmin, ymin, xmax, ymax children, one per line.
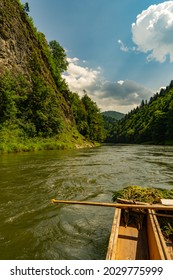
<box><xmin>106</xmin><ymin>208</ymin><xmax>149</xmax><ymax>260</ymax></box>
<box><xmin>106</xmin><ymin>207</ymin><xmax>172</xmax><ymax>260</ymax></box>
<box><xmin>51</xmin><ymin>197</ymin><xmax>173</xmax><ymax>260</ymax></box>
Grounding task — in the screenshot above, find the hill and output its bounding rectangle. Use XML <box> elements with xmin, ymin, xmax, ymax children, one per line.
<box><xmin>115</xmin><ymin>80</ymin><xmax>173</xmax><ymax>144</ymax></box>
<box><xmin>102</xmin><ymin>111</ymin><xmax>125</xmax><ymax>120</ymax></box>
<box><xmin>0</xmin><ymin>0</ymin><xmax>105</xmax><ymax>152</ymax></box>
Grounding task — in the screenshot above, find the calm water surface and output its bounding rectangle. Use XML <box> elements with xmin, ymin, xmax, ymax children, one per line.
<box><xmin>0</xmin><ymin>144</ymin><xmax>173</xmax><ymax>260</ymax></box>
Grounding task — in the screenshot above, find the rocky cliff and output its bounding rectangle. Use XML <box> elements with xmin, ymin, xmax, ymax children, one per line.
<box><xmin>0</xmin><ymin>0</ymin><xmax>105</xmax><ymax>152</ymax></box>
<box><xmin>0</xmin><ymin>0</ymin><xmax>32</xmax><ymax>74</ymax></box>
<box><xmin>0</xmin><ymin>0</ymin><xmax>88</xmax><ymax>152</ymax></box>
<box><xmin>0</xmin><ymin>0</ymin><xmax>73</xmax><ymax>123</ymax></box>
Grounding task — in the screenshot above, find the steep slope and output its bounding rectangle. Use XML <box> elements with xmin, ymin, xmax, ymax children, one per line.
<box><xmin>116</xmin><ymin>80</ymin><xmax>173</xmax><ymax>144</ymax></box>
<box><xmin>0</xmin><ymin>0</ymin><xmax>102</xmax><ymax>152</ymax></box>
<box><xmin>0</xmin><ymin>0</ymin><xmax>72</xmax><ymax>122</ymax></box>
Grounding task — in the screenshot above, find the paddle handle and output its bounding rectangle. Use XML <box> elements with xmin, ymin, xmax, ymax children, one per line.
<box><xmin>51</xmin><ymin>199</ymin><xmax>173</xmax><ymax>210</ymax></box>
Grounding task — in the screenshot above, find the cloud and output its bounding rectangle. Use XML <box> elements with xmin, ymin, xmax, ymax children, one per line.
<box><xmin>88</xmin><ymin>79</ymin><xmax>153</xmax><ymax>113</ymax></box>
<box><xmin>118</xmin><ymin>39</ymin><xmax>129</xmax><ymax>52</ymax></box>
<box><xmin>62</xmin><ymin>58</ymin><xmax>101</xmax><ymax>92</ymax></box>
<box><xmin>63</xmin><ymin>57</ymin><xmax>153</xmax><ymax>113</ymax></box>
<box><xmin>117</xmin><ymin>39</ymin><xmax>136</xmax><ymax>53</ymax></box>
<box><xmin>132</xmin><ymin>1</ymin><xmax>173</xmax><ymax>62</ymax></box>
<box><xmin>92</xmin><ymin>80</ymin><xmax>153</xmax><ymax>106</ymax></box>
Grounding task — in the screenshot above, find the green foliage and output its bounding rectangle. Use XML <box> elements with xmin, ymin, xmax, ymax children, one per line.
<box><xmin>112</xmin><ymin>185</ymin><xmax>173</xmax><ymax>203</ymax></box>
<box><xmin>70</xmin><ymin>93</ymin><xmax>106</xmax><ymax>142</ymax></box>
<box><xmin>102</xmin><ymin>111</ymin><xmax>125</xmax><ymax>120</ymax></box>
<box><xmin>24</xmin><ymin>2</ymin><xmax>30</xmax><ymax>14</ymax></box>
<box><xmin>102</xmin><ymin>115</ymin><xmax>118</xmax><ymax>142</ymax></box>
<box><xmin>112</xmin><ymin>185</ymin><xmax>173</xmax><ymax>240</ymax></box>
<box><xmin>0</xmin><ymin>73</ymin><xmax>17</xmax><ymax>123</ymax></box>
<box><xmin>0</xmin><ymin>71</ymin><xmax>63</xmax><ymax>138</ymax></box>
<box><xmin>49</xmin><ymin>40</ymin><xmax>68</xmax><ymax>73</ymax></box>
<box><xmin>26</xmin><ymin>74</ymin><xmax>63</xmax><ymax>137</ymax></box>
<box><xmin>82</xmin><ymin>94</ymin><xmax>106</xmax><ymax>141</ymax></box>
<box><xmin>114</xmin><ymin>81</ymin><xmax>173</xmax><ymax>144</ymax></box>
<box><xmin>0</xmin><ymin>0</ymin><xmax>105</xmax><ymax>153</ymax></box>
<box><xmin>161</xmin><ymin>222</ymin><xmax>173</xmax><ymax>241</ymax></box>
<box><xmin>70</xmin><ymin>92</ymin><xmax>87</xmax><ymax>133</ymax></box>
<box><xmin>0</xmin><ymin>72</ymin><xmax>104</xmax><ymax>152</ymax></box>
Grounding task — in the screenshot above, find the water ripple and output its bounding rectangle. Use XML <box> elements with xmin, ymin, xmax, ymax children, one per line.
<box><xmin>1</xmin><ymin>145</ymin><xmax>173</xmax><ymax>259</ymax></box>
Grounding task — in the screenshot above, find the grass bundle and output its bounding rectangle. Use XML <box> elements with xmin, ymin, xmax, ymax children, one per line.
<box><xmin>112</xmin><ymin>185</ymin><xmax>173</xmax><ymax>241</ymax></box>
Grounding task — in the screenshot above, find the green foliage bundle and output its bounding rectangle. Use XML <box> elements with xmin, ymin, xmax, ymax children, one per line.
<box><xmin>112</xmin><ymin>185</ymin><xmax>173</xmax><ymax>203</ymax></box>
<box><xmin>112</xmin><ymin>185</ymin><xmax>173</xmax><ymax>240</ymax></box>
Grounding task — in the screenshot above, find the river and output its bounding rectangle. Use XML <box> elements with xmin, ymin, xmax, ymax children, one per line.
<box><xmin>0</xmin><ymin>144</ymin><xmax>173</xmax><ymax>260</ymax></box>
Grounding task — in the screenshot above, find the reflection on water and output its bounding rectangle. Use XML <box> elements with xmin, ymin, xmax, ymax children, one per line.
<box><xmin>0</xmin><ymin>144</ymin><xmax>173</xmax><ymax>259</ymax></box>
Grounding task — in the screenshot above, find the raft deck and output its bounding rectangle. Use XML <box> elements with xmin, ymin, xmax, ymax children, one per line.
<box><xmin>106</xmin><ymin>208</ymin><xmax>172</xmax><ymax>260</ymax></box>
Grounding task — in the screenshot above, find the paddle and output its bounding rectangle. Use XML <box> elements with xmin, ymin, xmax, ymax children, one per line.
<box><xmin>51</xmin><ymin>199</ymin><xmax>173</xmax><ymax>211</ymax></box>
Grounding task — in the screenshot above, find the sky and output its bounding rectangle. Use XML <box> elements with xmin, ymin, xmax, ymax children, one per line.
<box><xmin>21</xmin><ymin>0</ymin><xmax>173</xmax><ymax>113</ymax></box>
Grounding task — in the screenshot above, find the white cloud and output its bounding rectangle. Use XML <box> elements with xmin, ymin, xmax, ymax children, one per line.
<box><xmin>62</xmin><ymin>58</ymin><xmax>101</xmax><ymax>93</ymax></box>
<box><xmin>67</xmin><ymin>57</ymin><xmax>79</xmax><ymax>63</ymax></box>
<box><xmin>117</xmin><ymin>80</ymin><xmax>125</xmax><ymax>85</ymax></box>
<box><xmin>118</xmin><ymin>39</ymin><xmax>129</xmax><ymax>52</ymax></box>
<box><xmin>63</xmin><ymin>57</ymin><xmax>153</xmax><ymax>113</ymax></box>
<box><xmin>132</xmin><ymin>1</ymin><xmax>173</xmax><ymax>62</ymax></box>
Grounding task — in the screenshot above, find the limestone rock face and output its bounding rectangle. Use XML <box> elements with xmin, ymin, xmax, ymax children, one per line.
<box><xmin>0</xmin><ymin>0</ymin><xmax>74</xmax><ymax>123</ymax></box>
<box><xmin>0</xmin><ymin>0</ymin><xmax>56</xmax><ymax>81</ymax></box>
<box><xmin>0</xmin><ymin>0</ymin><xmax>32</xmax><ymax>74</ymax></box>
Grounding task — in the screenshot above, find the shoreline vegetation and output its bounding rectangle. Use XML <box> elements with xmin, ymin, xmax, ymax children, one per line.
<box><xmin>0</xmin><ymin>130</ymin><xmax>98</xmax><ymax>154</ymax></box>
<box><xmin>0</xmin><ymin>1</ymin><xmax>105</xmax><ymax>154</ymax></box>
<box><xmin>0</xmin><ymin>141</ymin><xmax>97</xmax><ymax>154</ymax></box>
<box><xmin>0</xmin><ymin>139</ymin><xmax>97</xmax><ymax>154</ymax></box>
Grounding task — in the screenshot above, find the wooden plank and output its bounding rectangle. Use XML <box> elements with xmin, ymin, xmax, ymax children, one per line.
<box><xmin>106</xmin><ymin>208</ymin><xmax>121</xmax><ymax>260</ymax></box>
<box><xmin>153</xmin><ymin>213</ymin><xmax>173</xmax><ymax>218</ymax></box>
<box><xmin>51</xmin><ymin>199</ymin><xmax>173</xmax><ymax>210</ymax></box>
<box><xmin>106</xmin><ymin>209</ymin><xmax>149</xmax><ymax>260</ymax></box>
<box><xmin>114</xmin><ymin>223</ymin><xmax>149</xmax><ymax>260</ymax></box>
<box><xmin>147</xmin><ymin>209</ymin><xmax>171</xmax><ymax>260</ymax></box>
<box><xmin>117</xmin><ymin>198</ymin><xmax>148</xmax><ymax>205</ymax></box>
<box><xmin>115</xmin><ymin>224</ymin><xmax>139</xmax><ymax>260</ymax></box>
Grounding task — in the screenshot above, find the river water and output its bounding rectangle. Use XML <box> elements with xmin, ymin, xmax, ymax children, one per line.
<box><xmin>0</xmin><ymin>144</ymin><xmax>173</xmax><ymax>260</ymax></box>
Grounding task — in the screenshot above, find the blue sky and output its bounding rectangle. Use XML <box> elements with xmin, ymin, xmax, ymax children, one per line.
<box><xmin>21</xmin><ymin>0</ymin><xmax>173</xmax><ymax>113</ymax></box>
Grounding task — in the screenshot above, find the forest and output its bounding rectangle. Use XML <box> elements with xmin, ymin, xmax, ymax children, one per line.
<box><xmin>0</xmin><ymin>0</ymin><xmax>106</xmax><ymax>152</ymax></box>
<box><xmin>113</xmin><ymin>81</ymin><xmax>173</xmax><ymax>145</ymax></box>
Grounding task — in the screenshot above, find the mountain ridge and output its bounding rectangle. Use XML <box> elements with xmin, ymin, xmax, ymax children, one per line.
<box><xmin>102</xmin><ymin>110</ymin><xmax>125</xmax><ymax>120</ymax></box>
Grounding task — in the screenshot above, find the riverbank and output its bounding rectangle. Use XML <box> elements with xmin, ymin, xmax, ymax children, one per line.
<box><xmin>0</xmin><ymin>129</ymin><xmax>98</xmax><ymax>154</ymax></box>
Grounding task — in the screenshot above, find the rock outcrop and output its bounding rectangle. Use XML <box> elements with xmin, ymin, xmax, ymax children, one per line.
<box><xmin>0</xmin><ymin>0</ymin><xmax>73</xmax><ymax>122</ymax></box>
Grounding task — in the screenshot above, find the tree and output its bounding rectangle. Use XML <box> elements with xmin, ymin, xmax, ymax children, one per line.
<box><xmin>24</xmin><ymin>2</ymin><xmax>30</xmax><ymax>14</ymax></box>
<box><xmin>81</xmin><ymin>94</ymin><xmax>106</xmax><ymax>141</ymax></box>
<box><xmin>25</xmin><ymin>75</ymin><xmax>62</xmax><ymax>137</ymax></box>
<box><xmin>49</xmin><ymin>40</ymin><xmax>68</xmax><ymax>73</ymax></box>
<box><xmin>150</xmin><ymin>110</ymin><xmax>166</xmax><ymax>143</ymax></box>
<box><xmin>0</xmin><ymin>75</ymin><xmax>17</xmax><ymax>124</ymax></box>
<box><xmin>140</xmin><ymin>99</ymin><xmax>145</xmax><ymax>107</ymax></box>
